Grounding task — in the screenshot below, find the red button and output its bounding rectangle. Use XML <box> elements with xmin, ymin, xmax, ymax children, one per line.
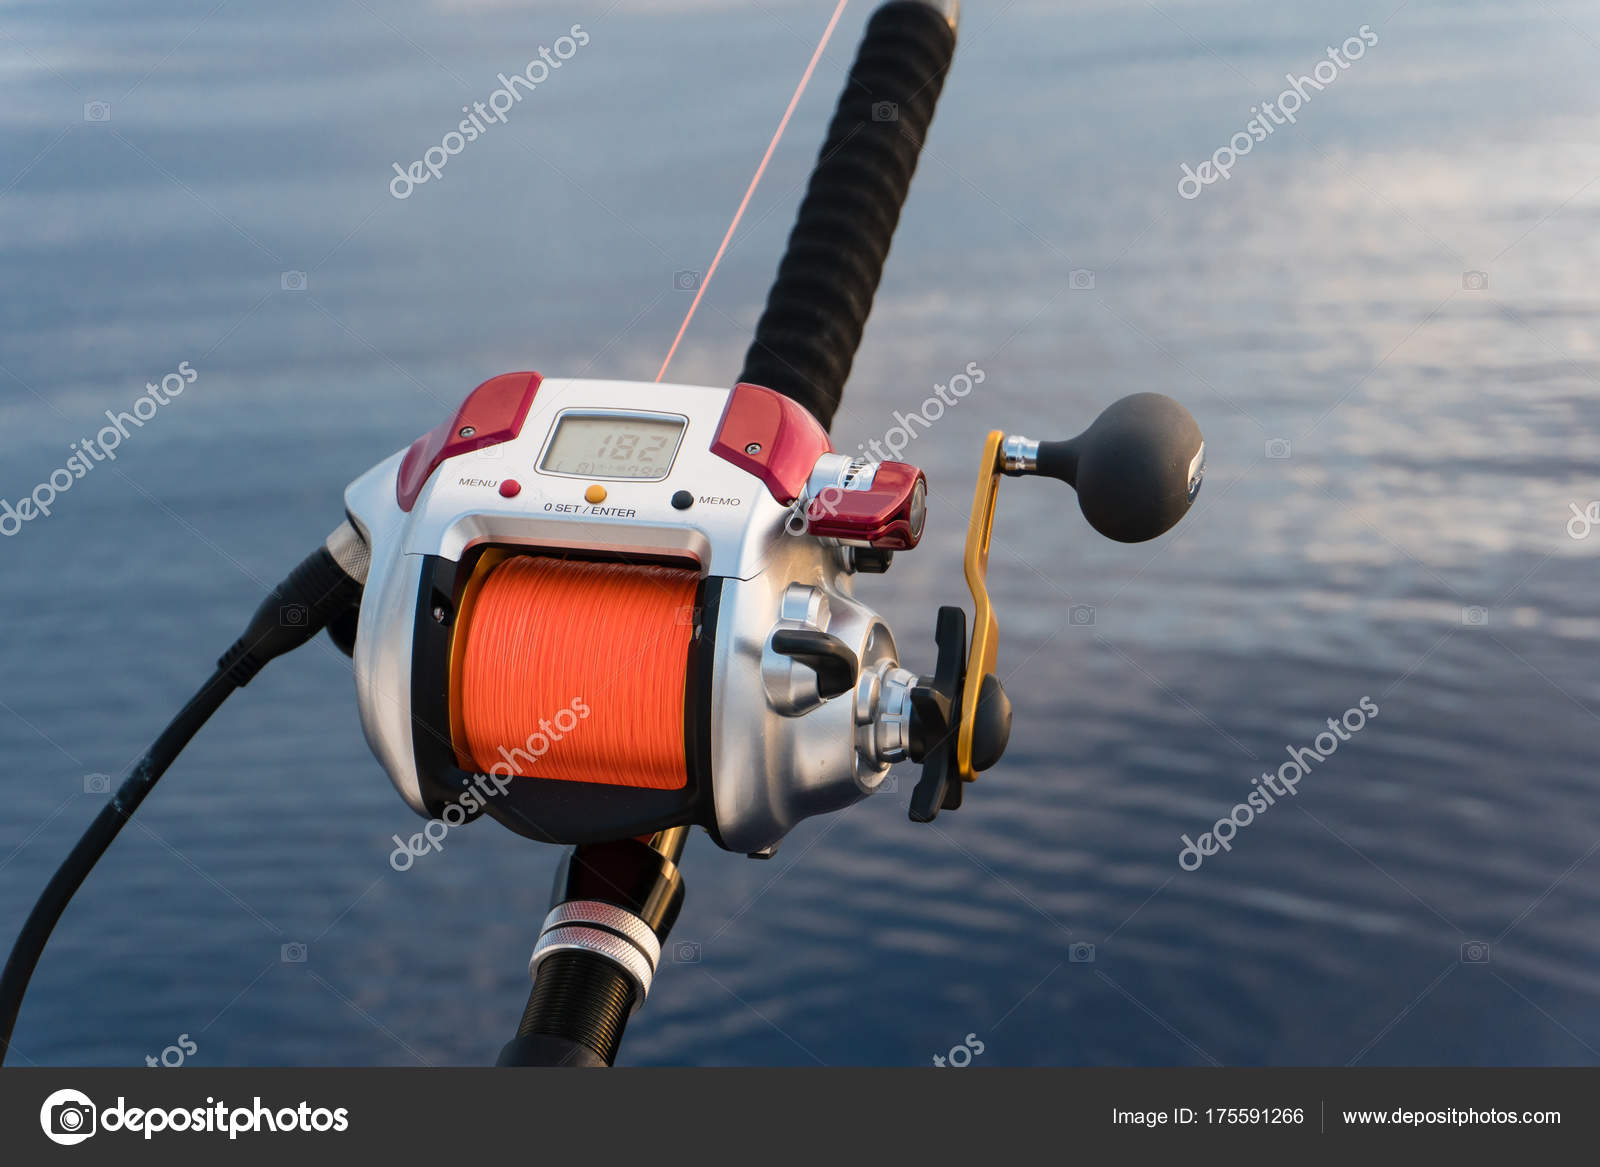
<box><xmin>499</xmin><ymin>479</ymin><xmax>522</xmax><ymax>498</ymax></box>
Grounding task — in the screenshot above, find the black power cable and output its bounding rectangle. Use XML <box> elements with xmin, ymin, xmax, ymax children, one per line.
<box><xmin>0</xmin><ymin>533</ymin><xmax>366</xmax><ymax>1064</ymax></box>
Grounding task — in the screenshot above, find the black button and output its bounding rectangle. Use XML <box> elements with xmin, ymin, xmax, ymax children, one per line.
<box><xmin>671</xmin><ymin>490</ymin><xmax>694</xmax><ymax>510</ymax></box>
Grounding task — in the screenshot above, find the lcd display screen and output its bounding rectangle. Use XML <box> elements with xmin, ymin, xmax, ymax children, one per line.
<box><xmin>538</xmin><ymin>413</ymin><xmax>686</xmax><ymax>480</ymax></box>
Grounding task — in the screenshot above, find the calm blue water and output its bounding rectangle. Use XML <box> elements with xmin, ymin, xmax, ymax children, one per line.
<box><xmin>3</xmin><ymin>0</ymin><xmax>1599</xmax><ymax>1066</ymax></box>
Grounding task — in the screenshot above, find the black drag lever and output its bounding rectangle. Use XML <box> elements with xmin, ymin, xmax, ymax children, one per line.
<box><xmin>770</xmin><ymin>628</ymin><xmax>859</xmax><ymax>700</ymax></box>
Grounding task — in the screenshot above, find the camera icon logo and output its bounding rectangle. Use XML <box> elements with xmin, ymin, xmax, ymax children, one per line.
<box><xmin>281</xmin><ymin>942</ymin><xmax>308</xmax><ymax>963</ymax></box>
<box><xmin>84</xmin><ymin>773</ymin><xmax>111</xmax><ymax>795</ymax></box>
<box><xmin>280</xmin><ymin>270</ymin><xmax>308</xmax><ymax>292</ymax></box>
<box><xmin>40</xmin><ymin>1088</ymin><xmax>97</xmax><ymax>1145</ymax></box>
<box><xmin>1265</xmin><ymin>438</ymin><xmax>1292</xmax><ymax>460</ymax></box>
<box><xmin>1462</xmin><ymin>270</ymin><xmax>1488</xmax><ymax>291</ymax></box>
<box><xmin>875</xmin><ymin>773</ymin><xmax>900</xmax><ymax>796</ymax></box>
<box><xmin>83</xmin><ymin>101</ymin><xmax>111</xmax><ymax>123</ymax></box>
<box><xmin>673</xmin><ymin>270</ymin><xmax>702</xmax><ymax>291</ymax></box>
<box><xmin>673</xmin><ymin>941</ymin><xmax>702</xmax><ymax>963</ymax></box>
<box><xmin>1460</xmin><ymin>940</ymin><xmax>1491</xmax><ymax>964</ymax></box>
<box><xmin>871</xmin><ymin>101</ymin><xmax>899</xmax><ymax>122</ymax></box>
<box><xmin>1068</xmin><ymin>268</ymin><xmax>1096</xmax><ymax>290</ymax></box>
<box><xmin>1461</xmin><ymin>606</ymin><xmax>1489</xmax><ymax>627</ymax></box>
<box><xmin>279</xmin><ymin>603</ymin><xmax>308</xmax><ymax>628</ymax></box>
<box><xmin>1068</xmin><ymin>604</ymin><xmax>1095</xmax><ymax>627</ymax></box>
<box><xmin>1069</xmin><ymin>942</ymin><xmax>1096</xmax><ymax>963</ymax></box>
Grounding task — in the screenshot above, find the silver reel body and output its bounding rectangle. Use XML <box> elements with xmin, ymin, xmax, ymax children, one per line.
<box><xmin>344</xmin><ymin>375</ymin><xmax>925</xmax><ymax>853</ymax></box>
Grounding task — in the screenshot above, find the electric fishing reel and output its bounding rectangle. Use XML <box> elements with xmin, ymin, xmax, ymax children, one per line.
<box><xmin>345</xmin><ymin>374</ymin><xmax>1204</xmax><ymax>855</ymax></box>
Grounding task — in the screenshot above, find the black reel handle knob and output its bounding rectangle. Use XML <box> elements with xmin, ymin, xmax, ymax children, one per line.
<box><xmin>967</xmin><ymin>673</ymin><xmax>1012</xmax><ymax>772</ymax></box>
<box><xmin>906</xmin><ymin>607</ymin><xmax>1013</xmax><ymax>823</ymax></box>
<box><xmin>1007</xmin><ymin>392</ymin><xmax>1205</xmax><ymax>543</ymax></box>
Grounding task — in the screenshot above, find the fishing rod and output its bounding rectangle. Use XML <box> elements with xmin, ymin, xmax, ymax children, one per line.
<box><xmin>0</xmin><ymin>0</ymin><xmax>1204</xmax><ymax>1068</ymax></box>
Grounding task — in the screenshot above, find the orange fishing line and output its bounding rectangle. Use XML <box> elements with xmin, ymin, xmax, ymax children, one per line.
<box><xmin>457</xmin><ymin>556</ymin><xmax>697</xmax><ymax>790</ymax></box>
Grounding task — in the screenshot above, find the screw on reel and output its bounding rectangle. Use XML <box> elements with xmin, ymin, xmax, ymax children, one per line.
<box><xmin>906</xmin><ymin>393</ymin><xmax>1204</xmax><ymax>823</ymax></box>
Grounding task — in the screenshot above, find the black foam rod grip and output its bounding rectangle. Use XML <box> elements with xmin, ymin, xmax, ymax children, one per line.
<box><xmin>738</xmin><ymin>1</ymin><xmax>959</xmax><ymax>431</ymax></box>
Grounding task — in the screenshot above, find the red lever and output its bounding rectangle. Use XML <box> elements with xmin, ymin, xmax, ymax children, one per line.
<box><xmin>396</xmin><ymin>372</ymin><xmax>542</xmax><ymax>511</ymax></box>
<box><xmin>804</xmin><ymin>461</ymin><xmax>927</xmax><ymax>549</ymax></box>
<box><xmin>709</xmin><ymin>382</ymin><xmax>833</xmax><ymax>505</ymax></box>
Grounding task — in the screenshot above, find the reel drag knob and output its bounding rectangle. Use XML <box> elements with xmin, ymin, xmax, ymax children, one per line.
<box><xmin>1004</xmin><ymin>392</ymin><xmax>1205</xmax><ymax>543</ymax></box>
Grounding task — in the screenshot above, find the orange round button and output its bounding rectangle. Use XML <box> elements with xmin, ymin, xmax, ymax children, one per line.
<box><xmin>584</xmin><ymin>484</ymin><xmax>607</xmax><ymax>504</ymax></box>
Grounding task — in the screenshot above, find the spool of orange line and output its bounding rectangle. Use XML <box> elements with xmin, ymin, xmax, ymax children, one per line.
<box><xmin>456</xmin><ymin>556</ymin><xmax>698</xmax><ymax>790</ymax></box>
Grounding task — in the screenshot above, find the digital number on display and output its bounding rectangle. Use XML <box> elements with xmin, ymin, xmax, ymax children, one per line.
<box><xmin>539</xmin><ymin>414</ymin><xmax>686</xmax><ymax>480</ymax></box>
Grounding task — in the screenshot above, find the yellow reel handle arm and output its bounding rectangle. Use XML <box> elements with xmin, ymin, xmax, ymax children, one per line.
<box><xmin>951</xmin><ymin>394</ymin><xmax>1207</xmax><ymax>787</ymax></box>
<box><xmin>956</xmin><ymin>431</ymin><xmax>1005</xmax><ymax>783</ymax></box>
